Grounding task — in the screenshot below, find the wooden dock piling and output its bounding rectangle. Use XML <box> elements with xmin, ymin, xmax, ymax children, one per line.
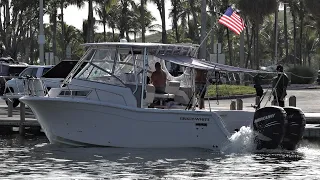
<box><xmin>289</xmin><ymin>95</ymin><xmax>296</xmax><ymax>107</ymax></box>
<box><xmin>230</xmin><ymin>101</ymin><xmax>236</xmax><ymax>110</ymax></box>
<box><xmin>19</xmin><ymin>102</ymin><xmax>25</xmax><ymax>135</ymax></box>
<box><xmin>7</xmin><ymin>100</ymin><xmax>12</xmax><ymax>117</ymax></box>
<box><xmin>236</xmin><ymin>99</ymin><xmax>243</xmax><ymax>110</ymax></box>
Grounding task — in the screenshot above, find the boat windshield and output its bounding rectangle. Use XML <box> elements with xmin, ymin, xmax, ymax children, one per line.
<box><xmin>75</xmin><ymin>48</ymin><xmax>145</xmax><ymax>86</ymax></box>
<box><xmin>75</xmin><ymin>48</ymin><xmax>125</xmax><ymax>86</ymax></box>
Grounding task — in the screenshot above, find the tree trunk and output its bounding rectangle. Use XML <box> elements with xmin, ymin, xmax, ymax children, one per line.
<box><xmin>189</xmin><ymin>0</ymin><xmax>199</xmax><ymax>41</ymax></box>
<box><xmin>103</xmin><ymin>22</ymin><xmax>106</xmax><ymax>42</ymax></box>
<box><xmin>227</xmin><ymin>29</ymin><xmax>233</xmax><ymax>66</ymax></box>
<box><xmin>161</xmin><ymin>0</ymin><xmax>167</xmax><ymax>43</ymax></box>
<box><xmin>125</xmin><ymin>31</ymin><xmax>129</xmax><ymax>42</ymax></box>
<box><xmin>141</xmin><ymin>0</ymin><xmax>146</xmax><ymax>42</ymax></box>
<box><xmin>52</xmin><ymin>7</ymin><xmax>57</xmax><ymax>64</ymax></box>
<box><xmin>251</xmin><ymin>26</ymin><xmax>256</xmax><ymax>69</ymax></box>
<box><xmin>29</xmin><ymin>24</ymin><xmax>35</xmax><ymax>65</ymax></box>
<box><xmin>60</xmin><ymin>0</ymin><xmax>65</xmax><ymax>59</ymax></box>
<box><xmin>245</xmin><ymin>25</ymin><xmax>253</xmax><ymax>68</ymax></box>
<box><xmin>256</xmin><ymin>24</ymin><xmax>260</xmax><ymax>70</ymax></box>
<box><xmin>284</xmin><ymin>3</ymin><xmax>288</xmax><ymax>64</ymax></box>
<box><xmin>199</xmin><ymin>0</ymin><xmax>207</xmax><ymax>59</ymax></box>
<box><xmin>273</xmin><ymin>6</ymin><xmax>278</xmax><ymax>64</ymax></box>
<box><xmin>4</xmin><ymin>1</ymin><xmax>10</xmax><ymax>52</ymax></box>
<box><xmin>172</xmin><ymin>0</ymin><xmax>179</xmax><ymax>42</ymax></box>
<box><xmin>88</xmin><ymin>0</ymin><xmax>94</xmax><ymax>43</ymax></box>
<box><xmin>112</xmin><ymin>28</ymin><xmax>115</xmax><ymax>41</ymax></box>
<box><xmin>299</xmin><ymin>6</ymin><xmax>304</xmax><ymax>65</ymax></box>
<box><xmin>293</xmin><ymin>12</ymin><xmax>296</xmax><ymax>66</ymax></box>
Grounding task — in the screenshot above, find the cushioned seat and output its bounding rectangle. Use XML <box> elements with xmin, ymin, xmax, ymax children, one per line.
<box><xmin>165</xmin><ymin>81</ymin><xmax>180</xmax><ymax>94</ymax></box>
<box><xmin>145</xmin><ymin>84</ymin><xmax>155</xmax><ymax>104</ymax></box>
<box><xmin>154</xmin><ymin>93</ymin><xmax>175</xmax><ymax>99</ymax></box>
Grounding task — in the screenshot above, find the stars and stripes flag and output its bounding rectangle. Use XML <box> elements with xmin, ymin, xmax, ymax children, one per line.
<box><xmin>218</xmin><ymin>7</ymin><xmax>245</xmax><ymax>35</ymax></box>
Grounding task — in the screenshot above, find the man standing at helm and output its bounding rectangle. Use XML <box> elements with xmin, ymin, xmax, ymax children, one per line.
<box><xmin>272</xmin><ymin>64</ymin><xmax>289</xmax><ymax>107</ymax></box>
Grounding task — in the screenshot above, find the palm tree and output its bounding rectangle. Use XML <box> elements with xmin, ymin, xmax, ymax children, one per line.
<box><xmin>46</xmin><ymin>0</ymin><xmax>58</xmax><ymax>62</ymax></box>
<box><xmin>304</xmin><ymin>0</ymin><xmax>320</xmax><ymax>20</ymax></box>
<box><xmin>149</xmin><ymin>0</ymin><xmax>167</xmax><ymax>43</ymax></box>
<box><xmin>176</xmin><ymin>0</ymin><xmax>191</xmax><ymax>39</ymax></box>
<box><xmin>95</xmin><ymin>0</ymin><xmax>117</xmax><ymax>42</ymax></box>
<box><xmin>170</xmin><ymin>0</ymin><xmax>180</xmax><ymax>43</ymax></box>
<box><xmin>238</xmin><ymin>0</ymin><xmax>278</xmax><ymax>69</ymax></box>
<box><xmin>281</xmin><ymin>1</ymin><xmax>289</xmax><ymax>64</ymax></box>
<box><xmin>106</xmin><ymin>4</ymin><xmax>119</xmax><ymax>41</ymax></box>
<box><xmin>288</xmin><ymin>0</ymin><xmax>300</xmax><ymax>64</ymax></box>
<box><xmin>58</xmin><ymin>0</ymin><xmax>85</xmax><ymax>59</ymax></box>
<box><xmin>141</xmin><ymin>0</ymin><xmax>146</xmax><ymax>42</ymax></box>
<box><xmin>129</xmin><ymin>3</ymin><xmax>160</xmax><ymax>42</ymax></box>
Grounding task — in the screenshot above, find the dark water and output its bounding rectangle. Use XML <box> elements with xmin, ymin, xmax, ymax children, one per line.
<box><xmin>0</xmin><ymin>128</ymin><xmax>320</xmax><ymax>179</ymax></box>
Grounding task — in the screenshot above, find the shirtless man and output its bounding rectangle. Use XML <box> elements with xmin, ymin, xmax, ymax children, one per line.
<box><xmin>151</xmin><ymin>62</ymin><xmax>167</xmax><ymax>94</ymax></box>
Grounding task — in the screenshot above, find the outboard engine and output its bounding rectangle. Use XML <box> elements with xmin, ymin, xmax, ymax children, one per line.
<box><xmin>281</xmin><ymin>107</ymin><xmax>306</xmax><ymax>150</ymax></box>
<box><xmin>253</xmin><ymin>106</ymin><xmax>287</xmax><ymax>150</ymax></box>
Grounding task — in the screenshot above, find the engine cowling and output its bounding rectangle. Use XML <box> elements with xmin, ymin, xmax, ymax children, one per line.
<box><xmin>281</xmin><ymin>107</ymin><xmax>306</xmax><ymax>150</ymax></box>
<box><xmin>253</xmin><ymin>106</ymin><xmax>287</xmax><ymax>150</ymax></box>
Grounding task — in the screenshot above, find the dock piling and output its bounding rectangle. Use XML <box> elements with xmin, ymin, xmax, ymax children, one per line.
<box><xmin>19</xmin><ymin>102</ymin><xmax>25</xmax><ymax>135</ymax></box>
<box><xmin>236</xmin><ymin>99</ymin><xmax>243</xmax><ymax>110</ymax></box>
<box><xmin>289</xmin><ymin>95</ymin><xmax>296</xmax><ymax>107</ymax></box>
<box><xmin>230</xmin><ymin>101</ymin><xmax>236</xmax><ymax>110</ymax></box>
<box><xmin>7</xmin><ymin>99</ymin><xmax>12</xmax><ymax>117</ymax></box>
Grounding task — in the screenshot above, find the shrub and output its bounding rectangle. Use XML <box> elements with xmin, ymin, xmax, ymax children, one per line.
<box><xmin>287</xmin><ymin>66</ymin><xmax>316</xmax><ymax>84</ymax></box>
<box><xmin>207</xmin><ymin>85</ymin><xmax>255</xmax><ymax>97</ymax></box>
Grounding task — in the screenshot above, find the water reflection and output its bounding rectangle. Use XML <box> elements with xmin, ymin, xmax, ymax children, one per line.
<box><xmin>0</xmin><ymin>135</ymin><xmax>320</xmax><ymax>179</ymax></box>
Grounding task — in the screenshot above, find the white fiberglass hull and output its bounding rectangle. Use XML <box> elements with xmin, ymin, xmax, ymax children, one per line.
<box><xmin>20</xmin><ymin>96</ymin><xmax>231</xmax><ymax>151</ymax></box>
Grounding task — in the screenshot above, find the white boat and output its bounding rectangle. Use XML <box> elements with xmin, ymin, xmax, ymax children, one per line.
<box><xmin>20</xmin><ymin>42</ymin><xmax>262</xmax><ymax>151</ymax></box>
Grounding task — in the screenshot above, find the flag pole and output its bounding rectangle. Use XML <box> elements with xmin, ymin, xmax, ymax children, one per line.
<box><xmin>196</xmin><ymin>11</ymin><xmax>223</xmax><ymax>57</ymax></box>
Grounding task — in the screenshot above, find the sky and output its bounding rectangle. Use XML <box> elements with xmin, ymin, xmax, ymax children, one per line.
<box><xmin>43</xmin><ymin>1</ymin><xmax>173</xmax><ymax>35</ymax></box>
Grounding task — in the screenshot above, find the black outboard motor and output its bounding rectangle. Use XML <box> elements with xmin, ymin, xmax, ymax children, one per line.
<box><xmin>281</xmin><ymin>107</ymin><xmax>306</xmax><ymax>150</ymax></box>
<box><xmin>252</xmin><ymin>106</ymin><xmax>287</xmax><ymax>150</ymax></box>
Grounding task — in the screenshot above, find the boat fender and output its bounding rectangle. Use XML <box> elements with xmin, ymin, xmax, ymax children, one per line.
<box><xmin>281</xmin><ymin>107</ymin><xmax>306</xmax><ymax>150</ymax></box>
<box><xmin>252</xmin><ymin>106</ymin><xmax>287</xmax><ymax>150</ymax></box>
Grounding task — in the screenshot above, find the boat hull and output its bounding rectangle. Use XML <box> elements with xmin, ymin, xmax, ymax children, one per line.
<box><xmin>20</xmin><ymin>96</ymin><xmax>231</xmax><ymax>151</ymax></box>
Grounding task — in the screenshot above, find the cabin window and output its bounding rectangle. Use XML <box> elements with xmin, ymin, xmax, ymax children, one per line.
<box><xmin>20</xmin><ymin>68</ymin><xmax>33</xmax><ymax>77</ymax></box>
<box><xmin>42</xmin><ymin>67</ymin><xmax>51</xmax><ymax>76</ymax></box>
<box><xmin>59</xmin><ymin>90</ymin><xmax>90</xmax><ymax>97</ymax></box>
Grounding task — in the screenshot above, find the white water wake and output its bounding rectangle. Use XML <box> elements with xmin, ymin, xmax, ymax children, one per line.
<box><xmin>221</xmin><ymin>126</ymin><xmax>256</xmax><ymax>154</ymax></box>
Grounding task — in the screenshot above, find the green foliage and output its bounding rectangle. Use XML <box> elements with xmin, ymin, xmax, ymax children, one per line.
<box><xmin>287</xmin><ymin>66</ymin><xmax>316</xmax><ymax>84</ymax></box>
<box><xmin>238</xmin><ymin>0</ymin><xmax>277</xmax><ymax>24</ymax></box>
<box><xmin>206</xmin><ymin>85</ymin><xmax>256</xmax><ymax>97</ymax></box>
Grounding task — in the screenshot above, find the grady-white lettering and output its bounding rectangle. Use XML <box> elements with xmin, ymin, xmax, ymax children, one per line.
<box><xmin>255</xmin><ymin>113</ymin><xmax>276</xmax><ymax>123</ymax></box>
<box><xmin>180</xmin><ymin>117</ymin><xmax>210</xmax><ymax>122</ymax></box>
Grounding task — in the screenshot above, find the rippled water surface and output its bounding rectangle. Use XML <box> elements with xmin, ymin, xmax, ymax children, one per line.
<box><xmin>1</xmin><ymin>128</ymin><xmax>320</xmax><ymax>179</ymax></box>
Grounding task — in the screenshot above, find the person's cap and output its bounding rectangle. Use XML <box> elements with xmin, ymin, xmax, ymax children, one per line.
<box><xmin>276</xmin><ymin>65</ymin><xmax>283</xmax><ymax>72</ymax></box>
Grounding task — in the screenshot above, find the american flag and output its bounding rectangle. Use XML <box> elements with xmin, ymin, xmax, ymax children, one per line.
<box><xmin>218</xmin><ymin>7</ymin><xmax>245</xmax><ymax>35</ymax></box>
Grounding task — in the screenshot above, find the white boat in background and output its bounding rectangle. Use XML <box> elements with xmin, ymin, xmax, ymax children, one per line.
<box><xmin>20</xmin><ymin>42</ymin><xmax>268</xmax><ymax>151</ymax></box>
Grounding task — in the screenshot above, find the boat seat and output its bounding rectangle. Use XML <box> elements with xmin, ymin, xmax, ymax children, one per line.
<box><xmin>154</xmin><ymin>92</ymin><xmax>175</xmax><ymax>106</ymax></box>
<box><xmin>145</xmin><ymin>84</ymin><xmax>155</xmax><ymax>104</ymax></box>
<box><xmin>165</xmin><ymin>81</ymin><xmax>180</xmax><ymax>94</ymax></box>
<box><xmin>154</xmin><ymin>93</ymin><xmax>175</xmax><ymax>99</ymax></box>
